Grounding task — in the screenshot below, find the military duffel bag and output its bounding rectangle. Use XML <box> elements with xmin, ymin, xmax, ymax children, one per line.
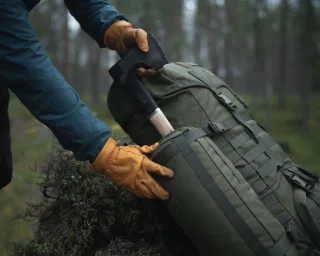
<box><xmin>108</xmin><ymin>62</ymin><xmax>320</xmax><ymax>256</ymax></box>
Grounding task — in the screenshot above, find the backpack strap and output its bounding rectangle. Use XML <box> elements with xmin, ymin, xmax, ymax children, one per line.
<box><xmin>283</xmin><ymin>165</ymin><xmax>319</xmax><ymax>195</ymax></box>
<box><xmin>174</xmin><ymin>62</ymin><xmax>198</xmax><ymax>68</ymax></box>
<box><xmin>293</xmin><ymin>188</ymin><xmax>320</xmax><ymax>248</ymax></box>
<box><xmin>283</xmin><ymin>165</ymin><xmax>320</xmax><ymax>247</ymax></box>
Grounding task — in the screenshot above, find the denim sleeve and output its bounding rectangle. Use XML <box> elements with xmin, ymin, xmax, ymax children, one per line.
<box><xmin>64</xmin><ymin>0</ymin><xmax>128</xmax><ymax>47</ymax></box>
<box><xmin>0</xmin><ymin>0</ymin><xmax>111</xmax><ymax>163</ymax></box>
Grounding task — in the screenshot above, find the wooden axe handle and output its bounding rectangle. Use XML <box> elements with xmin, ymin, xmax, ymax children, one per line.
<box><xmin>148</xmin><ymin>108</ymin><xmax>175</xmax><ymax>137</ymax></box>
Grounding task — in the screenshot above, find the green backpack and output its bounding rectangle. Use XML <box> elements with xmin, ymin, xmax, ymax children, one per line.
<box><xmin>108</xmin><ymin>62</ymin><xmax>320</xmax><ymax>256</ymax></box>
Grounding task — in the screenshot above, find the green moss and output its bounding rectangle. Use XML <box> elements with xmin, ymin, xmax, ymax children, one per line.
<box><xmin>10</xmin><ymin>149</ymin><xmax>160</xmax><ymax>256</ymax></box>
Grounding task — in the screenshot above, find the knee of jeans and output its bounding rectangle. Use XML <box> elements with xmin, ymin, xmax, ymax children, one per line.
<box><xmin>0</xmin><ymin>168</ymin><xmax>13</xmax><ymax>190</ymax></box>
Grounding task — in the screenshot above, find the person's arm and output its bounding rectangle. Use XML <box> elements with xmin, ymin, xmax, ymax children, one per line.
<box><xmin>0</xmin><ymin>0</ymin><xmax>111</xmax><ymax>163</ymax></box>
<box><xmin>64</xmin><ymin>0</ymin><xmax>148</xmax><ymax>56</ymax></box>
<box><xmin>63</xmin><ymin>0</ymin><xmax>127</xmax><ymax>48</ymax></box>
<box><xmin>0</xmin><ymin>0</ymin><xmax>173</xmax><ymax>200</ymax></box>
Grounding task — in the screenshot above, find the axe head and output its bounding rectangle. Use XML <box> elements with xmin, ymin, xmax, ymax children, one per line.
<box><xmin>109</xmin><ymin>33</ymin><xmax>169</xmax><ymax>85</ymax></box>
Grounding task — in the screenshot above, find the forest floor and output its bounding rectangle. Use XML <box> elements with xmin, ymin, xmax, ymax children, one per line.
<box><xmin>0</xmin><ymin>93</ymin><xmax>319</xmax><ymax>255</ymax></box>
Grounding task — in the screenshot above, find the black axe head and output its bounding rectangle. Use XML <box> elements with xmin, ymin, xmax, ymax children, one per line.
<box><xmin>109</xmin><ymin>33</ymin><xmax>169</xmax><ymax>85</ymax></box>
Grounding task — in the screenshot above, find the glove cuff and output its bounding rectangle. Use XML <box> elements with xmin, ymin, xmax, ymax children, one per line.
<box><xmin>104</xmin><ymin>20</ymin><xmax>132</xmax><ymax>50</ymax></box>
<box><xmin>92</xmin><ymin>137</ymin><xmax>117</xmax><ymax>174</ymax></box>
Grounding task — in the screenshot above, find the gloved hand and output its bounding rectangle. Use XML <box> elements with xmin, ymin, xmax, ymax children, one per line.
<box><xmin>104</xmin><ymin>20</ymin><xmax>148</xmax><ymax>57</ymax></box>
<box><xmin>104</xmin><ymin>21</ymin><xmax>161</xmax><ymax>79</ymax></box>
<box><xmin>92</xmin><ymin>137</ymin><xmax>174</xmax><ymax>200</ymax></box>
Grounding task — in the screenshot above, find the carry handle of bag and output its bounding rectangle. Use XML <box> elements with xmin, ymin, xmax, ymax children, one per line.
<box><xmin>109</xmin><ymin>33</ymin><xmax>174</xmax><ymax>137</ymax></box>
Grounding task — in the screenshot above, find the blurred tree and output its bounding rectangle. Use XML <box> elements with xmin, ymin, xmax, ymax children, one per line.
<box><xmin>295</xmin><ymin>0</ymin><xmax>318</xmax><ymax>134</ymax></box>
<box><xmin>277</xmin><ymin>0</ymin><xmax>289</xmax><ymax>109</ymax></box>
<box><xmin>139</xmin><ymin>0</ymin><xmax>157</xmax><ymax>32</ymax></box>
<box><xmin>224</xmin><ymin>0</ymin><xmax>234</xmax><ymax>83</ymax></box>
<box><xmin>207</xmin><ymin>0</ymin><xmax>220</xmax><ymax>75</ymax></box>
<box><xmin>30</xmin><ymin>0</ymin><xmax>65</xmax><ymax>69</ymax></box>
<box><xmin>252</xmin><ymin>0</ymin><xmax>267</xmax><ymax>98</ymax></box>
<box><xmin>225</xmin><ymin>0</ymin><xmax>252</xmax><ymax>91</ymax></box>
<box><xmin>194</xmin><ymin>0</ymin><xmax>209</xmax><ymax>67</ymax></box>
<box><xmin>164</xmin><ymin>0</ymin><xmax>185</xmax><ymax>61</ymax></box>
<box><xmin>146</xmin><ymin>0</ymin><xmax>185</xmax><ymax>61</ymax></box>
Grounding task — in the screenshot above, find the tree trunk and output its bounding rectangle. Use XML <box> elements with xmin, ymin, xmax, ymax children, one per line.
<box><xmin>297</xmin><ymin>0</ymin><xmax>316</xmax><ymax>134</ymax></box>
<box><xmin>208</xmin><ymin>0</ymin><xmax>220</xmax><ymax>75</ymax></box>
<box><xmin>194</xmin><ymin>0</ymin><xmax>206</xmax><ymax>67</ymax></box>
<box><xmin>252</xmin><ymin>0</ymin><xmax>268</xmax><ymax>99</ymax></box>
<box><xmin>277</xmin><ymin>0</ymin><xmax>289</xmax><ymax>109</ymax></box>
<box><xmin>252</xmin><ymin>0</ymin><xmax>271</xmax><ymax>126</ymax></box>
<box><xmin>224</xmin><ymin>0</ymin><xmax>235</xmax><ymax>84</ymax></box>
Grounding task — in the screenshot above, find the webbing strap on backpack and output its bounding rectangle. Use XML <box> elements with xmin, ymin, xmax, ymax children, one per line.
<box><xmin>170</xmin><ymin>132</ymin><xmax>292</xmax><ymax>256</ymax></box>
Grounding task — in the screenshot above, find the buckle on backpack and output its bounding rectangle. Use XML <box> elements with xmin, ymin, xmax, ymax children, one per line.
<box><xmin>292</xmin><ymin>175</ymin><xmax>314</xmax><ymax>192</ymax></box>
<box><xmin>208</xmin><ymin>122</ymin><xmax>226</xmax><ymax>134</ymax></box>
<box><xmin>286</xmin><ymin>220</ymin><xmax>299</xmax><ymax>242</ymax></box>
<box><xmin>217</xmin><ymin>93</ymin><xmax>238</xmax><ymax>111</ymax></box>
<box><xmin>283</xmin><ymin>165</ymin><xmax>319</xmax><ymax>193</ymax></box>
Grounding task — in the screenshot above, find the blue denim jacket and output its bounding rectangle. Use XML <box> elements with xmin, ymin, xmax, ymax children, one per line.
<box><xmin>0</xmin><ymin>0</ymin><xmax>128</xmax><ymax>162</ymax></box>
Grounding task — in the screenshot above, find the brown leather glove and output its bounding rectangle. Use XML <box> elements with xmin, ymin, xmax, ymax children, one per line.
<box><xmin>104</xmin><ymin>20</ymin><xmax>148</xmax><ymax>57</ymax></box>
<box><xmin>92</xmin><ymin>137</ymin><xmax>174</xmax><ymax>200</ymax></box>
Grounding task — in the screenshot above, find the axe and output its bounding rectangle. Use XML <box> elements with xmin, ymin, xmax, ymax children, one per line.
<box><xmin>109</xmin><ymin>33</ymin><xmax>174</xmax><ymax>138</ymax></box>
